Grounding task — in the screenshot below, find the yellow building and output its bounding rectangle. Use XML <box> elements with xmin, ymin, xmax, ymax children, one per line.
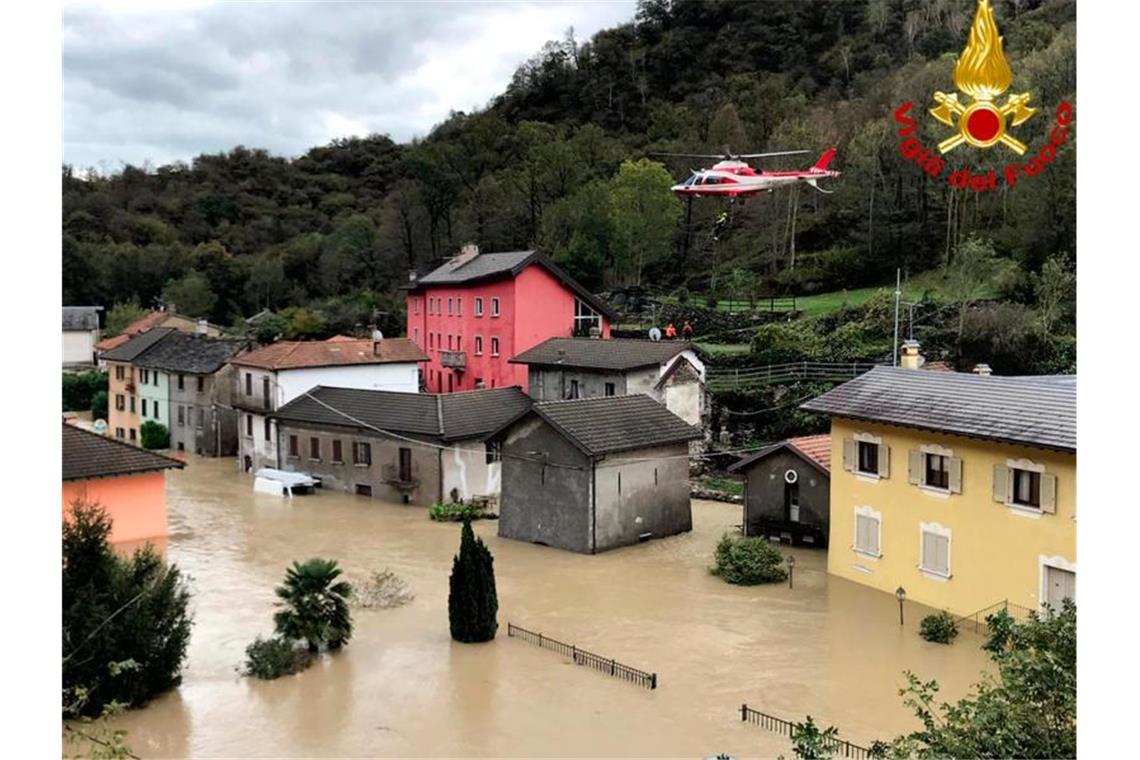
<box><xmin>802</xmin><ymin>365</ymin><xmax>1075</xmax><ymax>618</ymax></box>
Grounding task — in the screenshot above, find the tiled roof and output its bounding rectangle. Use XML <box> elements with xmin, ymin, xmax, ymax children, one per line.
<box><xmin>230</xmin><ymin>337</ymin><xmax>428</xmax><ymax>370</ymax></box>
<box><xmin>63</xmin><ymin>306</ymin><xmax>101</xmax><ymax>331</ymax></box>
<box><xmin>95</xmin><ymin>333</ymin><xmax>132</xmax><ymax>352</ymax></box>
<box><xmin>510</xmin><ymin>337</ymin><xmax>693</xmax><ymax>371</ymax></box>
<box><xmin>62</xmin><ymin>423</ymin><xmax>184</xmax><ymax>481</ymax></box>
<box><xmin>133</xmin><ymin>333</ymin><xmax>247</xmax><ymax>374</ymax></box>
<box><xmin>95</xmin><ymin>311</ymin><xmax>169</xmax><ymax>350</ymax></box>
<box><xmin>271</xmin><ymin>386</ymin><xmax>532</xmax><ymax>442</ymax></box>
<box><xmin>410</xmin><ymin>250</ymin><xmax>617</xmax><ymax>320</ymax></box>
<box><xmin>800</xmin><ymin>366</ymin><xmax>1076</xmax><ymax>453</ymax></box>
<box><xmin>729</xmin><ymin>434</ymin><xmax>832</xmax><ymax>476</ymax></box>
<box><xmin>101</xmin><ymin>328</ymin><xmax>176</xmax><ymax>362</ymax></box>
<box><xmin>525</xmin><ymin>394</ymin><xmax>702</xmax><ymax>456</ymax></box>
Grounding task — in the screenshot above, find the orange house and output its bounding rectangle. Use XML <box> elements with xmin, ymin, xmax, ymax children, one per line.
<box><xmin>62</xmin><ymin>423</ymin><xmax>183</xmax><ymax>549</ymax></box>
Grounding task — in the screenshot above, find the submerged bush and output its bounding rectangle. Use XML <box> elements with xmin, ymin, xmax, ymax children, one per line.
<box><xmin>920</xmin><ymin>611</ymin><xmax>960</xmax><ymax>644</ymax></box>
<box><xmin>243</xmin><ymin>636</ymin><xmax>313</xmax><ymax>680</ymax></box>
<box><xmin>429</xmin><ymin>501</ymin><xmax>495</xmax><ymax>522</ymax></box>
<box><xmin>351</xmin><ymin>568</ymin><xmax>415</xmax><ymax>609</ymax></box>
<box><xmin>710</xmin><ymin>533</ymin><xmax>788</xmax><ymax>585</ymax></box>
<box><xmin>139</xmin><ymin>420</ymin><xmax>170</xmax><ymax>450</ymax></box>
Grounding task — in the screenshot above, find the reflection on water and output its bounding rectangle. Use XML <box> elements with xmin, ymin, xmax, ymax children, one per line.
<box><xmin>107</xmin><ymin>456</ymin><xmax>991</xmax><ymax>758</ymax></box>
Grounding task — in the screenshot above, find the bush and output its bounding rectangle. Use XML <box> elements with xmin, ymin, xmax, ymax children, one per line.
<box><xmin>750</xmin><ymin>321</ymin><xmax>825</xmax><ymax>364</ymax></box>
<box><xmin>62</xmin><ymin>500</ymin><xmax>192</xmax><ymax>715</ymax></box>
<box><xmin>448</xmin><ymin>520</ymin><xmax>499</xmax><ymax>642</ymax></box>
<box><xmin>273</xmin><ymin>558</ymin><xmax>353</xmax><ymax>652</ymax></box>
<box><xmin>429</xmin><ymin>501</ymin><xmax>496</xmax><ymax>522</ymax></box>
<box><xmin>63</xmin><ymin>370</ymin><xmax>107</xmax><ymax>413</ymax></box>
<box><xmin>710</xmin><ymin>533</ymin><xmax>788</xmax><ymax>585</ymax></box>
<box><xmin>243</xmin><ymin>636</ymin><xmax>313</xmax><ymax>680</ymax></box>
<box><xmin>90</xmin><ymin>390</ymin><xmax>108</xmax><ymax>421</ymax></box>
<box><xmin>139</xmin><ymin>420</ymin><xmax>170</xmax><ymax>449</ymax></box>
<box><xmin>351</xmin><ymin>568</ymin><xmax>415</xmax><ymax>609</ymax></box>
<box><xmin>920</xmin><ymin>611</ymin><xmax>960</xmax><ymax>644</ymax></box>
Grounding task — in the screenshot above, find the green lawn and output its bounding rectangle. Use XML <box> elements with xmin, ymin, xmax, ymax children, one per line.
<box><xmin>695</xmin><ymin>342</ymin><xmax>751</xmax><ymax>356</ymax></box>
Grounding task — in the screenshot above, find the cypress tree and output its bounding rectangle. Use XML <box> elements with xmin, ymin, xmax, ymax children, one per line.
<box><xmin>448</xmin><ymin>519</ymin><xmax>499</xmax><ymax>642</ymax></box>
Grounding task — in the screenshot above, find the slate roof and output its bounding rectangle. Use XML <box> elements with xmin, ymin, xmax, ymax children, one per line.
<box><xmin>520</xmin><ymin>394</ymin><xmax>703</xmax><ymax>456</ymax></box>
<box><xmin>510</xmin><ymin>337</ymin><xmax>694</xmax><ymax>371</ymax></box>
<box><xmin>63</xmin><ymin>306</ymin><xmax>101</xmax><ymax>331</ymax></box>
<box><xmin>133</xmin><ymin>333</ymin><xmax>247</xmax><ymax>374</ymax></box>
<box><xmin>800</xmin><ymin>366</ymin><xmax>1076</xmax><ymax>453</ymax></box>
<box><xmin>230</xmin><ymin>338</ymin><xmax>428</xmax><ymax>371</ymax></box>
<box><xmin>729</xmin><ymin>434</ymin><xmax>831</xmax><ymax>476</ymax></box>
<box><xmin>271</xmin><ymin>386</ymin><xmax>532</xmax><ymax>442</ymax></box>
<box><xmin>101</xmin><ymin>327</ymin><xmax>176</xmax><ymax>362</ymax></box>
<box><xmin>62</xmin><ymin>423</ymin><xmax>184</xmax><ymax>481</ymax></box>
<box><xmin>409</xmin><ymin>250</ymin><xmax>617</xmax><ymax>320</ymax></box>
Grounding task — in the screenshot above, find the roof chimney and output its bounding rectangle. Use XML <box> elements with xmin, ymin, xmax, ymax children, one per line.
<box><xmin>899</xmin><ymin>339</ymin><xmax>924</xmax><ymax>370</ymax></box>
<box><xmin>371</xmin><ymin>327</ymin><xmax>384</xmax><ymax>356</ymax></box>
<box><xmin>196</xmin><ymin>318</ymin><xmax>208</xmax><ymax>336</ymax></box>
<box><xmin>973</xmin><ymin>363</ymin><xmax>992</xmax><ymax>377</ymax></box>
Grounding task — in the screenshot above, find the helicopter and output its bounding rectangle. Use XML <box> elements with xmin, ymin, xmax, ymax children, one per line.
<box><xmin>656</xmin><ymin>147</ymin><xmax>840</xmax><ymax>198</ymax></box>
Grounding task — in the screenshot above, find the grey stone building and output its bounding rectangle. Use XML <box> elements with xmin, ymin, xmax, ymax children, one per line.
<box><xmin>270</xmin><ymin>385</ymin><xmax>531</xmax><ymax>505</ymax></box>
<box><xmin>728</xmin><ymin>435</ymin><xmax>831</xmax><ymax>546</ymax></box>
<box><xmin>132</xmin><ymin>333</ymin><xmax>248</xmax><ymax>456</ymax></box>
<box><xmin>494</xmin><ymin>394</ymin><xmax>702</xmax><ymax>554</ymax></box>
<box><xmin>509</xmin><ymin>337</ymin><xmax>707</xmax><ymax>427</ymax></box>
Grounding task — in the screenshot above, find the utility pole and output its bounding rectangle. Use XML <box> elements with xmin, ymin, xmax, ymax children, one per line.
<box><xmin>892</xmin><ymin>268</ymin><xmax>901</xmax><ymax>367</ymax></box>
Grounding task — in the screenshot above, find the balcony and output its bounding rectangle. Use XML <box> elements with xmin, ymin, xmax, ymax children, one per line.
<box><xmin>440</xmin><ymin>350</ymin><xmax>466</xmax><ymax>370</ymax></box>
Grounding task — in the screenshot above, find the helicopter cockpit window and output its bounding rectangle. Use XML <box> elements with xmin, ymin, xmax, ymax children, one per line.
<box><xmin>704</xmin><ymin>176</ymin><xmax>719</xmax><ymax>185</ymax></box>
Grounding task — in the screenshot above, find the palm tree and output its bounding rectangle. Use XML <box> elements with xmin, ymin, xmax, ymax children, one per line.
<box><xmin>273</xmin><ymin>558</ymin><xmax>353</xmax><ymax>652</ymax></box>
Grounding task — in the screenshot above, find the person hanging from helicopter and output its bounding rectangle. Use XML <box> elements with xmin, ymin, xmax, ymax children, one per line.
<box><xmin>665</xmin><ymin>322</ymin><xmax>678</xmax><ymax>340</ymax></box>
<box><xmin>712</xmin><ymin>210</ymin><xmax>729</xmax><ymax>241</ymax></box>
<box><xmin>681</xmin><ymin>320</ymin><xmax>694</xmax><ymax>340</ymax></box>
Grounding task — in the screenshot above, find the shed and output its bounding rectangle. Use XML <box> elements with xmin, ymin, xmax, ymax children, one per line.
<box><xmin>729</xmin><ymin>435</ymin><xmax>831</xmax><ymax>546</ymax></box>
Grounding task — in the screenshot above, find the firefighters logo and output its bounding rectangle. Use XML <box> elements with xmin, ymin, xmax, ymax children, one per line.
<box><xmin>929</xmin><ymin>0</ymin><xmax>1035</xmax><ymax>155</ymax></box>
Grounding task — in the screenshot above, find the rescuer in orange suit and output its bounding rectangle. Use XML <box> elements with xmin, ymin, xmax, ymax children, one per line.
<box><xmin>665</xmin><ymin>323</ymin><xmax>678</xmax><ymax>340</ymax></box>
<box><xmin>681</xmin><ymin>321</ymin><xmax>694</xmax><ymax>339</ymax></box>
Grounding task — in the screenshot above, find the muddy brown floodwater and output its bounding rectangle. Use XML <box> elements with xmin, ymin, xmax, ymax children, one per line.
<box><xmin>105</xmin><ymin>456</ymin><xmax>992</xmax><ymax>758</ymax></box>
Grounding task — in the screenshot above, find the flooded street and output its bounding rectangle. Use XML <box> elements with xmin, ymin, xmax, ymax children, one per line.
<box><xmin>110</xmin><ymin>456</ymin><xmax>991</xmax><ymax>758</ymax></box>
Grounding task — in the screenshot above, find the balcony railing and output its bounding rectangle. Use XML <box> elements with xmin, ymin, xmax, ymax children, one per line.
<box><xmin>440</xmin><ymin>350</ymin><xmax>467</xmax><ymax>370</ymax></box>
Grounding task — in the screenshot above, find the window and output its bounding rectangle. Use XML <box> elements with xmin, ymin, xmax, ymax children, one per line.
<box><xmin>246</xmin><ymin>415</ymin><xmax>253</xmax><ymax>437</ymax></box>
<box><xmin>129</xmin><ymin>428</ymin><xmax>136</xmax><ymax>441</ymax></box>
<box><xmin>1012</xmin><ymin>468</ymin><xmax>1041</xmax><ymax>508</ymax></box>
<box><xmin>429</xmin><ymin>333</ymin><xmax>434</xmax><ymax>349</ymax></box>
<box><xmin>310</xmin><ymin>437</ymin><xmax>321</xmax><ymax>460</ymax></box>
<box><xmin>197</xmin><ymin>376</ymin><xmax>204</xmax><ymax>393</ymax></box>
<box><xmin>925</xmin><ymin>454</ymin><xmax>949</xmax><ymax>489</ymax></box>
<box><xmin>447</xmin><ymin>297</ymin><xmax>453</xmax><ymax>315</ymax></box>
<box><xmin>177</xmin><ymin>406</ymin><xmax>185</xmax><ymax>426</ymax></box>
<box><xmin>457</xmin><ymin>297</ymin><xmax>462</xmax><ymax>316</ymax></box>
<box><xmin>447</xmin><ymin>373</ymin><xmax>453</xmax><ymax>392</ymax></box>
<box><xmin>130</xmin><ymin>396</ymin><xmax>135</xmax><ymax>413</ymax></box>
<box><xmin>198</xmin><ymin>408</ymin><xmax>205</xmax><ymax>428</ymax></box>
<box><xmin>115</xmin><ymin>427</ymin><xmax>124</xmax><ymax>439</ymax></box>
<box><xmin>845</xmin><ymin>435</ymin><xmax>888</xmax><ymax>478</ymax></box>
<box><xmin>491</xmin><ymin>297</ymin><xmax>500</xmax><ymax>317</ymax></box>
<box><xmin>177</xmin><ymin>374</ymin><xmax>185</xmax><ymax>391</ymax></box>
<box><xmin>355</xmin><ymin>484</ymin><xmax>373</xmax><ymax>497</ymax></box>
<box><xmin>475</xmin><ymin>336</ymin><xmax>483</xmax><ymax>355</ymax></box>
<box><xmin>288</xmin><ymin>435</ymin><xmax>299</xmax><ymax>458</ymax></box>
<box><xmin>332</xmin><ymin>440</ymin><xmax>343</xmax><ymax>463</ymax></box>
<box><xmin>448</xmin><ymin>334</ymin><xmax>453</xmax><ymax>350</ymax></box>
<box><xmin>154</xmin><ymin>372</ymin><xmax>160</xmax><ymax>387</ymax></box>
<box><xmin>115</xmin><ymin>394</ymin><xmax>125</xmax><ymax>411</ymax></box>
<box><xmin>485</xmin><ymin>440</ymin><xmax>501</xmax><ymax>464</ymax></box>
<box><xmin>911</xmin><ymin>447</ymin><xmax>962</xmax><ymax>493</ymax></box>
<box><xmin>475</xmin><ymin>378</ymin><xmax>485</xmax><ymax>389</ymax></box>
<box><xmin>414</xmin><ymin>298</ymin><xmax>420</xmax><ymax>315</ymax></box>
<box><xmin>414</xmin><ymin>327</ymin><xmax>420</xmax><ymax>345</ymax></box>
<box><xmin>857</xmin><ymin>441</ymin><xmax>878</xmax><ymax>474</ymax></box>
<box><xmin>427</xmin><ymin>298</ymin><xmax>433</xmax><ymax>315</ymax></box>
<box><xmin>245</xmin><ymin>372</ymin><xmax>252</xmax><ymax>395</ymax></box>
<box><xmin>141</xmin><ymin>369</ymin><xmax>148</xmax><ymax>384</ymax></box>
<box><xmin>490</xmin><ymin>337</ymin><xmax>500</xmax><ymax>356</ymax></box>
<box><xmin>854</xmin><ymin>507</ymin><xmax>882</xmax><ymax>558</ymax></box>
<box><xmin>569</xmin><ymin>379</ymin><xmax>579</xmax><ymax>399</ymax></box>
<box><xmin>920</xmin><ymin>524</ymin><xmax>952</xmax><ymax>578</ymax></box>
<box><xmin>604</xmin><ymin>382</ymin><xmax>616</xmax><ymax>397</ymax></box>
<box><xmin>573</xmin><ymin>298</ymin><xmax>602</xmax><ymax>337</ymax></box>
<box><xmin>353</xmin><ymin>441</ymin><xmax>372</xmax><ymax>466</ymax></box>
<box><xmin>399</xmin><ymin>447</ymin><xmax>412</xmax><ymax>481</ymax></box>
<box><xmin>263</xmin><ymin>417</ymin><xmax>270</xmax><ymax>441</ymax></box>
<box><xmin>115</xmin><ymin>365</ymin><xmax>125</xmax><ymax>380</ymax></box>
<box><xmin>263</xmin><ymin>376</ymin><xmax>271</xmax><ymax>406</ymax></box>
<box><xmin>142</xmin><ymin>399</ymin><xmax>148</xmax><ymax>417</ymax></box>
<box><xmin>456</xmin><ymin>336</ymin><xmax>462</xmax><ymax>352</ymax></box>
<box><xmin>475</xmin><ymin>297</ymin><xmax>484</xmax><ymax>316</ymax></box>
<box><xmin>177</xmin><ymin>442</ymin><xmax>185</xmax><ymax>452</ymax></box>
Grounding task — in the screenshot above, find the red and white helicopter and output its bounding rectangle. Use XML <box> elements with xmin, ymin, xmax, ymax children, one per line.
<box><xmin>658</xmin><ymin>147</ymin><xmax>840</xmax><ymax>198</ymax></box>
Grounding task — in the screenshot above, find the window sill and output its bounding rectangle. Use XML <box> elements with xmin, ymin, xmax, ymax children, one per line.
<box><xmin>919</xmin><ymin>568</ymin><xmax>951</xmax><ymax>582</ymax></box>
<box><xmin>287</xmin><ymin>455</ymin><xmax>299</xmax><ymax>461</ymax></box>
<box><xmin>354</xmin><ymin>463</ymin><xmax>371</xmax><ymax>468</ymax></box>
<box><xmin>331</xmin><ymin>460</ymin><xmax>344</xmax><ymax>466</ymax></box>
<box><xmin>853</xmin><ymin>548</ymin><xmax>882</xmax><ymax>560</ymax></box>
<box><xmin>1005</xmin><ymin>503</ymin><xmax>1043</xmax><ymax>519</ymax></box>
<box><xmin>919</xmin><ymin>485</ymin><xmax>951</xmax><ymax>499</ymax></box>
<box><xmin>854</xmin><ymin>471</ymin><xmax>881</xmax><ymax>483</ymax></box>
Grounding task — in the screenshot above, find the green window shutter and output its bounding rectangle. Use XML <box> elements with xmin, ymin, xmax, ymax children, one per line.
<box><xmin>992</xmin><ymin>464</ymin><xmax>1009</xmax><ymax>502</ymax></box>
<box><xmin>908</xmin><ymin>450</ymin><xmax>922</xmax><ymax>485</ymax></box>
<box><xmin>842</xmin><ymin>438</ymin><xmax>855</xmax><ymax>471</ymax></box>
<box><xmin>1040</xmin><ymin>473</ymin><xmax>1057</xmax><ymax>514</ymax></box>
<box><xmin>877</xmin><ymin>443</ymin><xmax>890</xmax><ymax>478</ymax></box>
<box><xmin>949</xmin><ymin>457</ymin><xmax>963</xmax><ymax>494</ymax></box>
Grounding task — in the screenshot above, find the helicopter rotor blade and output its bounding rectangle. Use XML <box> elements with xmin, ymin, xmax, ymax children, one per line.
<box><xmin>735</xmin><ymin>150</ymin><xmax>812</xmax><ymax>159</ymax></box>
<box><xmin>650</xmin><ymin>152</ymin><xmax>731</xmax><ymax>159</ymax></box>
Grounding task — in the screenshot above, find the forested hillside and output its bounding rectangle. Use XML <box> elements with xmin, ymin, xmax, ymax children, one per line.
<box><xmin>62</xmin><ymin>0</ymin><xmax>1076</xmax><ymax>343</ymax></box>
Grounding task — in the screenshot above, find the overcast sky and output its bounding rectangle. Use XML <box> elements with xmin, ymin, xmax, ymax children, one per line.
<box><xmin>63</xmin><ymin>0</ymin><xmax>636</xmax><ymax>171</ymax></box>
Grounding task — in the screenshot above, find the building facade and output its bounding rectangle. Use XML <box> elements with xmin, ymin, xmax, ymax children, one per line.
<box><xmin>495</xmin><ymin>395</ymin><xmax>702</xmax><ymax>553</ymax></box>
<box><xmin>802</xmin><ymin>367</ymin><xmax>1076</xmax><ymax>617</ymax></box>
<box><xmin>512</xmin><ymin>337</ymin><xmax>707</xmax><ymax>426</ymax></box>
<box><xmin>729</xmin><ymin>435</ymin><xmax>831</xmax><ymax>546</ymax></box>
<box><xmin>406</xmin><ymin>247</ymin><xmax>616</xmax><ymax>393</ymax></box>
<box><xmin>230</xmin><ymin>337</ymin><xmax>428</xmax><ymax>473</ymax></box>
<box><xmin>63</xmin><ymin>306</ymin><xmax>102</xmax><ymax>368</ymax></box>
<box><xmin>104</xmin><ymin>328</ymin><xmax>176</xmax><ymax>444</ymax></box>
<box><xmin>271</xmin><ymin>385</ymin><xmax>531</xmax><ymax>505</ymax></box>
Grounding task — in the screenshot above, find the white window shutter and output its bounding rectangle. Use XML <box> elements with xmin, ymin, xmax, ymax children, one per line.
<box><xmin>870</xmin><ymin>518</ymin><xmax>880</xmax><ymax>555</ymax></box>
<box><xmin>878</xmin><ymin>443</ymin><xmax>890</xmax><ymax>478</ymax></box>
<box><xmin>907</xmin><ymin>450</ymin><xmax>922</xmax><ymax>485</ymax></box>
<box><xmin>921</xmin><ymin>531</ymin><xmax>936</xmax><ymax>571</ymax></box>
<box><xmin>1041</xmin><ymin>473</ymin><xmax>1057</xmax><ymax>514</ymax></box>
<box><xmin>992</xmin><ymin>464</ymin><xmax>1009</xmax><ymax>503</ymax></box>
<box><xmin>842</xmin><ymin>438</ymin><xmax>855</xmax><ymax>471</ymax></box>
<box><xmin>949</xmin><ymin>457</ymin><xmax>963</xmax><ymax>494</ymax></box>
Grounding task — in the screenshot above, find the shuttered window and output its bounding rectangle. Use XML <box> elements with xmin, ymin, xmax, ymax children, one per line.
<box><xmin>288</xmin><ymin>435</ymin><xmax>299</xmax><ymax>458</ymax></box>
<box><xmin>856</xmin><ymin>441</ymin><xmax>877</xmax><ymax>474</ymax></box>
<box><xmin>353</xmin><ymin>441</ymin><xmax>372</xmax><ymax>466</ymax></box>
<box><xmin>855</xmin><ymin>513</ymin><xmax>880</xmax><ymax>556</ymax></box>
<box><xmin>920</xmin><ymin>528</ymin><xmax>951</xmax><ymax>577</ymax></box>
<box><xmin>310</xmin><ymin>437</ymin><xmax>321</xmax><ymax>460</ymax></box>
<box><xmin>332</xmin><ymin>440</ymin><xmax>343</xmax><ymax>464</ymax></box>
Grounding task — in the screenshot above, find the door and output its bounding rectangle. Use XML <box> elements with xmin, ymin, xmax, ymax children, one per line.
<box><xmin>398</xmin><ymin>447</ymin><xmax>413</xmax><ymax>482</ymax></box>
<box><xmin>784</xmin><ymin>481</ymin><xmax>800</xmax><ymax>523</ymax></box>
<box><xmin>1044</xmin><ymin>565</ymin><xmax>1076</xmax><ymax>609</ymax></box>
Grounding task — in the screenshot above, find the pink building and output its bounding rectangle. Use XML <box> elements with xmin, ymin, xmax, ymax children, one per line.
<box><xmin>406</xmin><ymin>247</ymin><xmax>616</xmax><ymax>393</ymax></box>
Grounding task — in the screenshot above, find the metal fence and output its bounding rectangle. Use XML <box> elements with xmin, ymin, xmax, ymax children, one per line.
<box><xmin>740</xmin><ymin>704</ymin><xmax>875</xmax><ymax>759</ymax></box>
<box><xmin>506</xmin><ymin>622</ymin><xmax>657</xmax><ymax>689</ymax></box>
<box><xmin>706</xmin><ymin>361</ymin><xmax>885</xmax><ymax>390</ymax></box>
<box><xmin>955</xmin><ymin>598</ymin><xmax>1039</xmax><ymax>635</ymax></box>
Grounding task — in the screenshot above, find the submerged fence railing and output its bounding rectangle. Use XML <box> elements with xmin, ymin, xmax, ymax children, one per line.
<box><xmin>740</xmin><ymin>704</ymin><xmax>875</xmax><ymax>760</ymax></box>
<box><xmin>506</xmin><ymin>622</ymin><xmax>657</xmax><ymax>689</ymax></box>
<box><xmin>954</xmin><ymin>598</ymin><xmax>1038</xmax><ymax>635</ymax></box>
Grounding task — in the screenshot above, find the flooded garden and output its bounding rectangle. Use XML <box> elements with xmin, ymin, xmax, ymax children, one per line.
<box><xmin>109</xmin><ymin>456</ymin><xmax>992</xmax><ymax>758</ymax></box>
